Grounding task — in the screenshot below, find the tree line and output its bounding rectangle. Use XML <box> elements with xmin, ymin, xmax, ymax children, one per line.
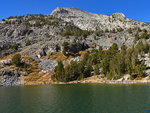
<box><xmin>52</xmin><ymin>42</ymin><xmax>150</xmax><ymax>82</ymax></box>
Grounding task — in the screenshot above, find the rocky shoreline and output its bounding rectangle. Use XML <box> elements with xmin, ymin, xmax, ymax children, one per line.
<box><xmin>17</xmin><ymin>80</ymin><xmax>150</xmax><ymax>86</ymax></box>
<box><xmin>2</xmin><ymin>76</ymin><xmax>150</xmax><ymax>87</ymax></box>
<box><xmin>1</xmin><ymin>80</ymin><xmax>150</xmax><ymax>87</ymax></box>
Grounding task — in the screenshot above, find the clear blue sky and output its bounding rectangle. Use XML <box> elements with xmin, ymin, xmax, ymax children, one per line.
<box><xmin>0</xmin><ymin>0</ymin><xmax>150</xmax><ymax>22</ymax></box>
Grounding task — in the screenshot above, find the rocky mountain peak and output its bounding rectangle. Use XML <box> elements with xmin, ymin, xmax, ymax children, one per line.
<box><xmin>51</xmin><ymin>7</ymin><xmax>150</xmax><ymax>31</ymax></box>
<box><xmin>111</xmin><ymin>13</ymin><xmax>126</xmax><ymax>20</ymax></box>
<box><xmin>51</xmin><ymin>7</ymin><xmax>89</xmax><ymax>17</ymax></box>
<box><xmin>51</xmin><ymin>7</ymin><xmax>69</xmax><ymax>15</ymax></box>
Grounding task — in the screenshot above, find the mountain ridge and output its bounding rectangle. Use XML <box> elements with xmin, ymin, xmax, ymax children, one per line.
<box><xmin>51</xmin><ymin>7</ymin><xmax>126</xmax><ymax>18</ymax></box>
<box><xmin>51</xmin><ymin>7</ymin><xmax>150</xmax><ymax>31</ymax></box>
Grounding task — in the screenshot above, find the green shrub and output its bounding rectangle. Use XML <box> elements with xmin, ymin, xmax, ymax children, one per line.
<box><xmin>12</xmin><ymin>54</ymin><xmax>21</xmax><ymax>66</ymax></box>
<box><xmin>128</xmin><ymin>28</ymin><xmax>132</xmax><ymax>34</ymax></box>
<box><xmin>26</xmin><ymin>40</ymin><xmax>31</xmax><ymax>46</ymax></box>
<box><xmin>135</xmin><ymin>32</ymin><xmax>150</xmax><ymax>41</ymax></box>
<box><xmin>11</xmin><ymin>44</ymin><xmax>19</xmax><ymax>50</ymax></box>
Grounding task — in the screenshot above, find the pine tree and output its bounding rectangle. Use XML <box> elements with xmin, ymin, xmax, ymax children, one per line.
<box><xmin>135</xmin><ymin>41</ymin><xmax>144</xmax><ymax>54</ymax></box>
<box><xmin>131</xmin><ymin>50</ymin><xmax>139</xmax><ymax>73</ymax></box>
<box><xmin>83</xmin><ymin>64</ymin><xmax>92</xmax><ymax>77</ymax></box>
<box><xmin>89</xmin><ymin>50</ymin><xmax>98</xmax><ymax>65</ymax></box>
<box><xmin>135</xmin><ymin>60</ymin><xmax>146</xmax><ymax>77</ymax></box>
<box><xmin>109</xmin><ymin>43</ymin><xmax>118</xmax><ymax>56</ymax></box>
<box><xmin>135</xmin><ymin>32</ymin><xmax>139</xmax><ymax>41</ymax></box>
<box><xmin>98</xmin><ymin>46</ymin><xmax>103</xmax><ymax>61</ymax></box>
<box><xmin>70</xmin><ymin>61</ymin><xmax>80</xmax><ymax>80</ymax></box>
<box><xmin>125</xmin><ymin>48</ymin><xmax>133</xmax><ymax>74</ymax></box>
<box><xmin>120</xmin><ymin>44</ymin><xmax>127</xmax><ymax>74</ymax></box>
<box><xmin>94</xmin><ymin>64</ymin><xmax>100</xmax><ymax>75</ymax></box>
<box><xmin>101</xmin><ymin>57</ymin><xmax>110</xmax><ymax>76</ymax></box>
<box><xmin>143</xmin><ymin>43</ymin><xmax>149</xmax><ymax>53</ymax></box>
<box><xmin>62</xmin><ymin>42</ymin><xmax>69</xmax><ymax>56</ymax></box>
<box><xmin>121</xmin><ymin>44</ymin><xmax>127</xmax><ymax>55</ymax></box>
<box><xmin>54</xmin><ymin>61</ymin><xmax>65</xmax><ymax>81</ymax></box>
<box><xmin>109</xmin><ymin>54</ymin><xmax>122</xmax><ymax>79</ymax></box>
<box><xmin>64</xmin><ymin>66</ymin><xmax>70</xmax><ymax>82</ymax></box>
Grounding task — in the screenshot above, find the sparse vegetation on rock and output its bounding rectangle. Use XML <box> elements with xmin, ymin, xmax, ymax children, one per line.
<box><xmin>0</xmin><ymin>7</ymin><xmax>150</xmax><ymax>86</ymax></box>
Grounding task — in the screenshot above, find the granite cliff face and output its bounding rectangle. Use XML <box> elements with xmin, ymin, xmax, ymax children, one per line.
<box><xmin>51</xmin><ymin>7</ymin><xmax>150</xmax><ymax>31</ymax></box>
<box><xmin>0</xmin><ymin>7</ymin><xmax>149</xmax><ymax>86</ymax></box>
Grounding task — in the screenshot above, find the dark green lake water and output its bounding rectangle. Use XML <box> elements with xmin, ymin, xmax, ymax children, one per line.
<box><xmin>0</xmin><ymin>84</ymin><xmax>150</xmax><ymax>113</ymax></box>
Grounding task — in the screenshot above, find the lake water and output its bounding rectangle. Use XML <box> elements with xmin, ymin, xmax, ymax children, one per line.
<box><xmin>0</xmin><ymin>84</ymin><xmax>150</xmax><ymax>113</ymax></box>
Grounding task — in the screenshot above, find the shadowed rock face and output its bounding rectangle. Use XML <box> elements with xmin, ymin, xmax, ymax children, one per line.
<box><xmin>67</xmin><ymin>42</ymin><xmax>89</xmax><ymax>55</ymax></box>
<box><xmin>51</xmin><ymin>7</ymin><xmax>150</xmax><ymax>31</ymax></box>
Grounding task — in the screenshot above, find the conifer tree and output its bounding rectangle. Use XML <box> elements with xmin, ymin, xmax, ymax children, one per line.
<box><xmin>54</xmin><ymin>61</ymin><xmax>65</xmax><ymax>81</ymax></box>
<box><xmin>101</xmin><ymin>57</ymin><xmax>110</xmax><ymax>76</ymax></box>
<box><xmin>109</xmin><ymin>43</ymin><xmax>118</xmax><ymax>56</ymax></box>
<box><xmin>62</xmin><ymin>41</ymin><xmax>69</xmax><ymax>56</ymax></box>
<box><xmin>94</xmin><ymin>64</ymin><xmax>100</xmax><ymax>75</ymax></box>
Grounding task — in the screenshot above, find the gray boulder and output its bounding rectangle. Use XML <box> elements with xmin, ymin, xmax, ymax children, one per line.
<box><xmin>0</xmin><ymin>70</ymin><xmax>21</xmax><ymax>86</ymax></box>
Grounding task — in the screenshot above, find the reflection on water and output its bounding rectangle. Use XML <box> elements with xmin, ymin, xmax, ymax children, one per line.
<box><xmin>0</xmin><ymin>84</ymin><xmax>150</xmax><ymax>113</ymax></box>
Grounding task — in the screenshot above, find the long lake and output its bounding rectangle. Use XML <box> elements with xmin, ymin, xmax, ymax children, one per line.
<box><xmin>0</xmin><ymin>84</ymin><xmax>150</xmax><ymax>113</ymax></box>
